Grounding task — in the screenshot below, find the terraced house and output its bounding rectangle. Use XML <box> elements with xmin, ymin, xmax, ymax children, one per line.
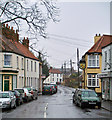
<box><xmin>0</xmin><ymin>24</ymin><xmax>42</xmax><ymax>92</ymax></box>
<box><xmin>80</xmin><ymin>34</ymin><xmax>111</xmax><ymax>96</ymax></box>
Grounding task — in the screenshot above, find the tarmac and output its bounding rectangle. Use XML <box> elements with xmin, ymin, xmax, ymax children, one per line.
<box><xmin>101</xmin><ymin>100</ymin><xmax>112</xmax><ymax>112</ymax></box>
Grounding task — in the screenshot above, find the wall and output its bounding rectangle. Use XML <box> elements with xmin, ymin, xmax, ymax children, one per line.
<box><xmin>84</xmin><ymin>54</ymin><xmax>102</xmax><ymax>93</ymax></box>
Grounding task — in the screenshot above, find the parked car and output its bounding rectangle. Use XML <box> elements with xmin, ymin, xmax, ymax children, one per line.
<box><xmin>14</xmin><ymin>88</ymin><xmax>32</xmax><ymax>102</ymax></box>
<box><xmin>42</xmin><ymin>85</ymin><xmax>54</xmax><ymax>95</ymax></box>
<box><xmin>0</xmin><ymin>91</ymin><xmax>16</xmax><ymax>109</ymax></box>
<box><xmin>72</xmin><ymin>88</ymin><xmax>101</xmax><ymax>109</ymax></box>
<box><xmin>23</xmin><ymin>86</ymin><xmax>38</xmax><ymax>100</ymax></box>
<box><xmin>10</xmin><ymin>90</ymin><xmax>23</xmax><ymax>106</ymax></box>
<box><xmin>50</xmin><ymin>84</ymin><xmax>57</xmax><ymax>93</ymax></box>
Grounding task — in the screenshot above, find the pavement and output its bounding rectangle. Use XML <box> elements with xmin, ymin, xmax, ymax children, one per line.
<box><xmin>101</xmin><ymin>100</ymin><xmax>112</xmax><ymax>112</ymax></box>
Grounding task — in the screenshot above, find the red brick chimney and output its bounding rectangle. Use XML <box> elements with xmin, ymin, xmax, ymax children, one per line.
<box><xmin>22</xmin><ymin>37</ymin><xmax>29</xmax><ymax>49</ymax></box>
<box><xmin>2</xmin><ymin>24</ymin><xmax>19</xmax><ymax>42</ymax></box>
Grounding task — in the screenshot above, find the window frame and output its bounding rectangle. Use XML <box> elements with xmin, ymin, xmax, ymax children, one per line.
<box><xmin>87</xmin><ymin>74</ymin><xmax>99</xmax><ymax>87</ymax></box>
<box><xmin>4</xmin><ymin>54</ymin><xmax>12</xmax><ymax>67</ymax></box>
<box><xmin>88</xmin><ymin>55</ymin><xmax>99</xmax><ymax>68</ymax></box>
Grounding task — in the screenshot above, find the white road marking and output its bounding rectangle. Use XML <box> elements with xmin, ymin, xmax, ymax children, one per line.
<box><xmin>44</xmin><ymin>103</ymin><xmax>48</xmax><ymax>118</ymax></box>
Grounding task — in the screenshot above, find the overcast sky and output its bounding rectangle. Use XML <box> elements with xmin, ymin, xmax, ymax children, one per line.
<box><xmin>18</xmin><ymin>0</ymin><xmax>111</xmax><ymax>69</ymax></box>
<box><xmin>32</xmin><ymin>0</ymin><xmax>110</xmax><ymax>70</ymax></box>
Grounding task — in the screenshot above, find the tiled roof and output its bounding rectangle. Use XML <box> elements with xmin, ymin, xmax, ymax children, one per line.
<box><xmin>87</xmin><ymin>35</ymin><xmax>112</xmax><ymax>54</ymax></box>
<box><xmin>0</xmin><ymin>35</ymin><xmax>39</xmax><ymax>61</ymax></box>
<box><xmin>49</xmin><ymin>69</ymin><xmax>62</xmax><ymax>74</ymax></box>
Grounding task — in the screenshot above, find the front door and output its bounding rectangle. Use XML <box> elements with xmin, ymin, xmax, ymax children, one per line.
<box><xmin>4</xmin><ymin>80</ymin><xmax>9</xmax><ymax>91</ymax></box>
<box><xmin>3</xmin><ymin>75</ymin><xmax>12</xmax><ymax>91</ymax></box>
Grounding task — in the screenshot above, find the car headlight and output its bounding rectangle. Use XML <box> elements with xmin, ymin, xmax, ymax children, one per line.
<box><xmin>3</xmin><ymin>101</ymin><xmax>10</xmax><ymax>104</ymax></box>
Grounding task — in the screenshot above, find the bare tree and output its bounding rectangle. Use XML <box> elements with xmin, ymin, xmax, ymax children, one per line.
<box><xmin>0</xmin><ymin>0</ymin><xmax>59</xmax><ymax>38</ymax></box>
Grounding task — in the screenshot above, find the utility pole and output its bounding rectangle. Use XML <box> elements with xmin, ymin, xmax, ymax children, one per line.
<box><xmin>70</xmin><ymin>59</ymin><xmax>73</xmax><ymax>75</ymax></box>
<box><xmin>77</xmin><ymin>48</ymin><xmax>80</xmax><ymax>87</ymax></box>
<box><xmin>64</xmin><ymin>62</ymin><xmax>66</xmax><ymax>79</ymax></box>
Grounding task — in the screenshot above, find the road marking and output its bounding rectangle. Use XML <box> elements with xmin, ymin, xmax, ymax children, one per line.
<box><xmin>44</xmin><ymin>103</ymin><xmax>48</xmax><ymax>118</ymax></box>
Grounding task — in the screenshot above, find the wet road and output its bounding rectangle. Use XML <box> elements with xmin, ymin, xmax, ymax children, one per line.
<box><xmin>1</xmin><ymin>85</ymin><xmax>111</xmax><ymax>118</ymax></box>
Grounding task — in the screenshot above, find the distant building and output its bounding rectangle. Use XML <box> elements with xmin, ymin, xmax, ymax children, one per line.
<box><xmin>44</xmin><ymin>67</ymin><xmax>63</xmax><ymax>84</ymax></box>
<box><xmin>0</xmin><ymin>24</ymin><xmax>42</xmax><ymax>92</ymax></box>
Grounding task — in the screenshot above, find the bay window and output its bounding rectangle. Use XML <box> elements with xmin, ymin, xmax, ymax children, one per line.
<box><xmin>88</xmin><ymin>55</ymin><xmax>99</xmax><ymax>67</ymax></box>
<box><xmin>87</xmin><ymin>74</ymin><xmax>99</xmax><ymax>87</ymax></box>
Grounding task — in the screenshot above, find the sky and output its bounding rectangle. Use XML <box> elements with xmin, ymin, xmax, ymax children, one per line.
<box><xmin>13</xmin><ymin>0</ymin><xmax>111</xmax><ymax>69</ymax></box>
<box><xmin>32</xmin><ymin>0</ymin><xmax>110</xmax><ymax>70</ymax></box>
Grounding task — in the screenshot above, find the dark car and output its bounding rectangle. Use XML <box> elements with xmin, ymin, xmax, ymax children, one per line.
<box><xmin>23</xmin><ymin>86</ymin><xmax>38</xmax><ymax>100</ymax></box>
<box><xmin>73</xmin><ymin>88</ymin><xmax>101</xmax><ymax>109</ymax></box>
<box><xmin>10</xmin><ymin>90</ymin><xmax>23</xmax><ymax>106</ymax></box>
<box><xmin>50</xmin><ymin>84</ymin><xmax>57</xmax><ymax>93</ymax></box>
<box><xmin>42</xmin><ymin>85</ymin><xmax>54</xmax><ymax>95</ymax></box>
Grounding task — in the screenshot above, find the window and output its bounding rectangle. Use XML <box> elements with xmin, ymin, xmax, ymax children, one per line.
<box><xmin>109</xmin><ymin>49</ymin><xmax>111</xmax><ymax>69</ymax></box>
<box><xmin>21</xmin><ymin>58</ymin><xmax>24</xmax><ymax>69</ymax></box>
<box><xmin>4</xmin><ymin>54</ymin><xmax>12</xmax><ymax>66</ymax></box>
<box><xmin>31</xmin><ymin>77</ymin><xmax>32</xmax><ymax>86</ymax></box>
<box><xmin>27</xmin><ymin>60</ymin><xmax>28</xmax><ymax>71</ymax></box>
<box><xmin>31</xmin><ymin>61</ymin><xmax>33</xmax><ymax>71</ymax></box>
<box><xmin>88</xmin><ymin>55</ymin><xmax>99</xmax><ymax>67</ymax></box>
<box><xmin>87</xmin><ymin>74</ymin><xmax>99</xmax><ymax>87</ymax></box>
<box><xmin>27</xmin><ymin>77</ymin><xmax>28</xmax><ymax>86</ymax></box>
<box><xmin>29</xmin><ymin>77</ymin><xmax>30</xmax><ymax>86</ymax></box>
<box><xmin>104</xmin><ymin>51</ymin><xmax>107</xmax><ymax>69</ymax></box>
<box><xmin>17</xmin><ymin>56</ymin><xmax>19</xmax><ymax>68</ymax></box>
<box><xmin>35</xmin><ymin>62</ymin><xmax>36</xmax><ymax>72</ymax></box>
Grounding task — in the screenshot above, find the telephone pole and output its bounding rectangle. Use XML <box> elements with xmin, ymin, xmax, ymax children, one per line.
<box><xmin>70</xmin><ymin>59</ymin><xmax>73</xmax><ymax>75</ymax></box>
<box><xmin>77</xmin><ymin>48</ymin><xmax>80</xmax><ymax>87</ymax></box>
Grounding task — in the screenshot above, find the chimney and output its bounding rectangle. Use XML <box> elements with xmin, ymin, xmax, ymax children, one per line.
<box><xmin>2</xmin><ymin>24</ymin><xmax>19</xmax><ymax>42</ymax></box>
<box><xmin>94</xmin><ymin>34</ymin><xmax>101</xmax><ymax>43</ymax></box>
<box><xmin>22</xmin><ymin>37</ymin><xmax>29</xmax><ymax>49</ymax></box>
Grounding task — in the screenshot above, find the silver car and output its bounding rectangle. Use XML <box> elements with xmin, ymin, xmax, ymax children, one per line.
<box><xmin>0</xmin><ymin>91</ymin><xmax>16</xmax><ymax>109</ymax></box>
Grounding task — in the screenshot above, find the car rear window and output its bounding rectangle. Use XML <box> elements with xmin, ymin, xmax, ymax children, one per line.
<box><xmin>15</xmin><ymin>89</ymin><xmax>24</xmax><ymax>93</ymax></box>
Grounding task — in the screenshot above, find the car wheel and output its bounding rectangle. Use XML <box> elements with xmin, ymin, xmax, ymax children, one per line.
<box><xmin>73</xmin><ymin>98</ymin><xmax>75</xmax><ymax>103</ymax></box>
<box><xmin>80</xmin><ymin>102</ymin><xmax>84</xmax><ymax>109</ymax></box>
<box><xmin>17</xmin><ymin>100</ymin><xmax>20</xmax><ymax>106</ymax></box>
<box><xmin>13</xmin><ymin>102</ymin><xmax>16</xmax><ymax>109</ymax></box>
<box><xmin>98</xmin><ymin>104</ymin><xmax>101</xmax><ymax>109</ymax></box>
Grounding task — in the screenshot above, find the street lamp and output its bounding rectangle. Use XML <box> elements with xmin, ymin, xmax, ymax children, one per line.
<box><xmin>79</xmin><ymin>60</ymin><xmax>86</xmax><ymax>89</ymax></box>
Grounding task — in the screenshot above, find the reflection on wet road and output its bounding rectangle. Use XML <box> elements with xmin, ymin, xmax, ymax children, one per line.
<box><xmin>1</xmin><ymin>85</ymin><xmax>111</xmax><ymax>118</ymax></box>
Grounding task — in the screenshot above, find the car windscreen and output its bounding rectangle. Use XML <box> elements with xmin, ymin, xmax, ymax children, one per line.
<box><xmin>0</xmin><ymin>93</ymin><xmax>10</xmax><ymax>98</ymax></box>
<box><xmin>15</xmin><ymin>89</ymin><xmax>24</xmax><ymax>93</ymax></box>
<box><xmin>82</xmin><ymin>91</ymin><xmax>97</xmax><ymax>97</ymax></box>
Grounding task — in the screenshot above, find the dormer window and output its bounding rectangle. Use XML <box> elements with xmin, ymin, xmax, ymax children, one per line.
<box><xmin>4</xmin><ymin>54</ymin><xmax>12</xmax><ymax>67</ymax></box>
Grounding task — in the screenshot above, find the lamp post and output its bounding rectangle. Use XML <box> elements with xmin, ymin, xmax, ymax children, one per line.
<box><xmin>79</xmin><ymin>60</ymin><xmax>86</xmax><ymax>89</ymax></box>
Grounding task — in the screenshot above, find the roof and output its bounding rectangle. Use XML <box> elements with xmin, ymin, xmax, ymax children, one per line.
<box><xmin>86</xmin><ymin>35</ymin><xmax>112</xmax><ymax>54</ymax></box>
<box><xmin>0</xmin><ymin>35</ymin><xmax>39</xmax><ymax>61</ymax></box>
<box><xmin>49</xmin><ymin>69</ymin><xmax>62</xmax><ymax>74</ymax></box>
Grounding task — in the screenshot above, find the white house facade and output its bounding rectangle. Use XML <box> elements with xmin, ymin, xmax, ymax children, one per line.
<box><xmin>0</xmin><ymin>24</ymin><xmax>42</xmax><ymax>92</ymax></box>
<box><xmin>98</xmin><ymin>42</ymin><xmax>112</xmax><ymax>100</ymax></box>
<box><xmin>44</xmin><ymin>68</ymin><xmax>63</xmax><ymax>84</ymax></box>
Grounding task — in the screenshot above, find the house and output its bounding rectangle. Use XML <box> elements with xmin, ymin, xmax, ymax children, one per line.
<box><xmin>44</xmin><ymin>67</ymin><xmax>63</xmax><ymax>84</ymax></box>
<box><xmin>98</xmin><ymin>36</ymin><xmax>112</xmax><ymax>100</ymax></box>
<box><xmin>80</xmin><ymin>34</ymin><xmax>111</xmax><ymax>96</ymax></box>
<box><xmin>0</xmin><ymin>24</ymin><xmax>42</xmax><ymax>92</ymax></box>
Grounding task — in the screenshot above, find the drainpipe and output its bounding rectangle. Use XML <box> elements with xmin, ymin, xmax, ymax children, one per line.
<box><xmin>24</xmin><ymin>58</ymin><xmax>26</xmax><ymax>87</ymax></box>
